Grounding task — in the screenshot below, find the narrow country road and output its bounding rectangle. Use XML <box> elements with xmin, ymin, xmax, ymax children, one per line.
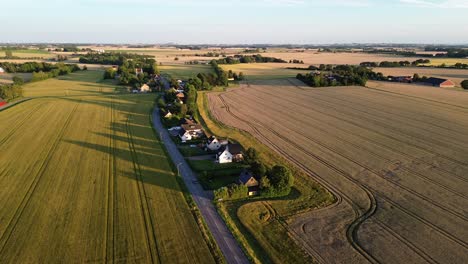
<box><xmin>152</xmin><ymin>105</ymin><xmax>249</xmax><ymax>264</ymax></box>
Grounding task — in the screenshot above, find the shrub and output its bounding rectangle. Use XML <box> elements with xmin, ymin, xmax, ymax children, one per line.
<box><xmin>461</xmin><ymin>80</ymin><xmax>468</xmax><ymax>90</ymax></box>
<box><xmin>12</xmin><ymin>76</ymin><xmax>24</xmax><ymax>85</ymax></box>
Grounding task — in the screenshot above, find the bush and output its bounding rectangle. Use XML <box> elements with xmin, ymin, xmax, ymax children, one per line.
<box><xmin>461</xmin><ymin>80</ymin><xmax>468</xmax><ymax>90</ymax></box>
<box><xmin>213</xmin><ymin>184</ymin><xmax>248</xmax><ymax>201</ymax></box>
<box><xmin>12</xmin><ymin>76</ymin><xmax>24</xmax><ymax>85</ymax></box>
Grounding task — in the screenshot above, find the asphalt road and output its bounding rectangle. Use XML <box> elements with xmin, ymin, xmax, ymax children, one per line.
<box><xmin>152</xmin><ymin>106</ymin><xmax>249</xmax><ymax>264</ymax></box>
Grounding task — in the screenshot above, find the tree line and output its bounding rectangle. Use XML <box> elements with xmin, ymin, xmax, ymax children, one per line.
<box><xmin>213</xmin><ymin>54</ymin><xmax>287</xmax><ymax>64</ymax></box>
<box><xmin>0</xmin><ymin>62</ymin><xmax>81</xmax><ymax>101</ymax></box>
<box><xmin>79</xmin><ymin>52</ymin><xmax>155</xmax><ymax>65</ymax></box>
<box><xmin>103</xmin><ymin>57</ymin><xmax>159</xmax><ymax>89</ymax></box>
<box><xmin>296</xmin><ymin>65</ymin><xmax>385</xmax><ymax>87</ymax></box>
<box><xmin>360</xmin><ymin>59</ymin><xmax>431</xmax><ymax>67</ymax></box>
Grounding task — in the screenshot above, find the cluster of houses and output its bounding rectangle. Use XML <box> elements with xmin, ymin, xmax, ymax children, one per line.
<box><xmin>388</xmin><ymin>75</ymin><xmax>455</xmax><ymax>88</ymax></box>
<box><xmin>167</xmin><ymin>117</ymin><xmax>260</xmax><ymax>195</ymax></box>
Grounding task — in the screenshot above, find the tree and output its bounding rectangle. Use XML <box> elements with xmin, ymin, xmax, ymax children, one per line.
<box><xmin>251</xmin><ymin>161</ymin><xmax>267</xmax><ymax>178</ymax></box>
<box><xmin>244</xmin><ymin>147</ymin><xmax>259</xmax><ymax>164</ymax></box>
<box><xmin>238</xmin><ymin>72</ymin><xmax>245</xmax><ymax>80</ymax></box>
<box><xmin>82</xmin><ymin>65</ymin><xmax>88</xmax><ymax>71</ymax></box>
<box><xmin>461</xmin><ymin>80</ymin><xmax>468</xmax><ymax>90</ymax></box>
<box><xmin>12</xmin><ymin>76</ymin><xmax>24</xmax><ymax>85</ymax></box>
<box><xmin>104</xmin><ymin>67</ymin><xmax>116</xmax><ymax>79</ymax></box>
<box><xmin>269</xmin><ymin>165</ymin><xmax>293</xmax><ymax>195</ymax></box>
<box><xmin>413</xmin><ymin>73</ymin><xmax>420</xmax><ymax>82</ymax></box>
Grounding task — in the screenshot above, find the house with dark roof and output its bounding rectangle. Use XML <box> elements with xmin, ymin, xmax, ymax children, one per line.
<box><xmin>422</xmin><ymin>77</ymin><xmax>455</xmax><ymax>88</ymax></box>
<box><xmin>216</xmin><ymin>143</ymin><xmax>243</xmax><ymax>163</ymax></box>
<box><xmin>238</xmin><ymin>170</ymin><xmax>259</xmax><ymax>196</ymax></box>
<box><xmin>205</xmin><ymin>136</ymin><xmax>228</xmax><ymax>151</ymax></box>
<box><xmin>179</xmin><ymin>123</ymin><xmax>205</xmax><ymax>142</ymax></box>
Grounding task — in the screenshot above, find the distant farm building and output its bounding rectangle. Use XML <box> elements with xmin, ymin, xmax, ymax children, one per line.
<box><xmin>0</xmin><ymin>67</ymin><xmax>5</xmax><ymax>74</ymax></box>
<box><xmin>423</xmin><ymin>77</ymin><xmax>455</xmax><ymax>88</ymax></box>
<box><xmin>135</xmin><ymin>68</ymin><xmax>144</xmax><ymax>75</ymax></box>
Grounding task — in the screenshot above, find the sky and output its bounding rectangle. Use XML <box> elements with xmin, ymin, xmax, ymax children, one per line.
<box><xmin>0</xmin><ymin>0</ymin><xmax>467</xmax><ymax>44</ymax></box>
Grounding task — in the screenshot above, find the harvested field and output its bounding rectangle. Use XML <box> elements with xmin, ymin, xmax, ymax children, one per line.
<box><xmin>375</xmin><ymin>67</ymin><xmax>468</xmax><ymax>87</ymax></box>
<box><xmin>0</xmin><ymin>71</ymin><xmax>215</xmax><ymax>263</ymax></box>
<box><xmin>207</xmin><ymin>79</ymin><xmax>468</xmax><ymax>263</ymax></box>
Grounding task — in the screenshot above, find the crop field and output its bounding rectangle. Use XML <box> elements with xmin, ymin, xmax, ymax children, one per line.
<box><xmin>207</xmin><ymin>79</ymin><xmax>468</xmax><ymax>263</ymax></box>
<box><xmin>375</xmin><ymin>67</ymin><xmax>468</xmax><ymax>87</ymax></box>
<box><xmin>0</xmin><ymin>49</ymin><xmax>53</xmax><ymax>58</ymax></box>
<box><xmin>159</xmin><ymin>64</ymin><xmax>214</xmax><ymax>79</ymax></box>
<box><xmin>0</xmin><ymin>71</ymin><xmax>215</xmax><ymax>263</ymax></box>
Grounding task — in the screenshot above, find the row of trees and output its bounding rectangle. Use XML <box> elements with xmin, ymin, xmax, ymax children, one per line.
<box><xmin>462</xmin><ymin>80</ymin><xmax>468</xmax><ymax>90</ymax></box>
<box><xmin>214</xmin><ymin>54</ymin><xmax>287</xmax><ymax>64</ymax></box>
<box><xmin>79</xmin><ymin>52</ymin><xmax>155</xmax><ymax>65</ymax></box>
<box><xmin>0</xmin><ymin>84</ymin><xmax>23</xmax><ymax>101</ymax></box>
<box><xmin>297</xmin><ymin>65</ymin><xmax>384</xmax><ymax>87</ymax></box>
<box><xmin>213</xmin><ymin>147</ymin><xmax>294</xmax><ymax>200</ymax></box>
<box><xmin>30</xmin><ymin>63</ymin><xmax>81</xmax><ymax>81</ymax></box>
<box><xmin>360</xmin><ymin>59</ymin><xmax>431</xmax><ymax>68</ymax></box>
<box><xmin>0</xmin><ymin>62</ymin><xmax>79</xmax><ymax>73</ymax></box>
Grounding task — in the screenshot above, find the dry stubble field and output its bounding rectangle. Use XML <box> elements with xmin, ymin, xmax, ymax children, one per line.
<box><xmin>0</xmin><ymin>71</ymin><xmax>215</xmax><ymax>263</ymax></box>
<box><xmin>207</xmin><ymin>79</ymin><xmax>468</xmax><ymax>263</ymax></box>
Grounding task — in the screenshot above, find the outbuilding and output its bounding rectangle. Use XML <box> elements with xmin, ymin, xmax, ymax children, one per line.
<box><xmin>423</xmin><ymin>77</ymin><xmax>455</xmax><ymax>88</ymax></box>
<box><xmin>0</xmin><ymin>67</ymin><xmax>5</xmax><ymax>74</ymax></box>
<box><xmin>238</xmin><ymin>170</ymin><xmax>259</xmax><ymax>196</ymax></box>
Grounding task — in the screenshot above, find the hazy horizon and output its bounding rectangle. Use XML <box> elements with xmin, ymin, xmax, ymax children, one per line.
<box><xmin>1</xmin><ymin>0</ymin><xmax>468</xmax><ymax>44</ymax></box>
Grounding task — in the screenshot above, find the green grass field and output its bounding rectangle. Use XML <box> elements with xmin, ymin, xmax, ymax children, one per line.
<box><xmin>160</xmin><ymin>64</ymin><xmax>214</xmax><ymax>79</ymax></box>
<box><xmin>0</xmin><ymin>70</ymin><xmax>217</xmax><ymax>263</ymax></box>
<box><xmin>220</xmin><ymin>63</ymin><xmax>310</xmax><ymax>80</ymax></box>
<box><xmin>197</xmin><ymin>91</ymin><xmax>334</xmax><ymax>264</ymax></box>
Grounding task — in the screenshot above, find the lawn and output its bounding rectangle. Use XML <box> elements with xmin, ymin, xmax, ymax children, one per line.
<box><xmin>197</xmin><ymin>90</ymin><xmax>334</xmax><ymax>264</ymax></box>
<box><xmin>0</xmin><ymin>70</ymin><xmax>218</xmax><ymax>263</ymax></box>
<box><xmin>186</xmin><ymin>159</ymin><xmax>248</xmax><ymax>173</ymax></box>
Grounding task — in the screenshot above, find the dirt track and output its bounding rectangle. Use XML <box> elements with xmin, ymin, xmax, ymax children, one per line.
<box><xmin>207</xmin><ymin>79</ymin><xmax>468</xmax><ymax>263</ymax></box>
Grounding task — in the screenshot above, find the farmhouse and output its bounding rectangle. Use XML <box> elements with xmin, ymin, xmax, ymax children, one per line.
<box><xmin>216</xmin><ymin>143</ymin><xmax>243</xmax><ymax>164</ymax></box>
<box><xmin>140</xmin><ymin>84</ymin><xmax>150</xmax><ymax>93</ymax></box>
<box><xmin>205</xmin><ymin>136</ymin><xmax>228</xmax><ymax>151</ymax></box>
<box><xmin>0</xmin><ymin>67</ymin><xmax>5</xmax><ymax>74</ymax></box>
<box><xmin>238</xmin><ymin>170</ymin><xmax>259</xmax><ymax>196</ymax></box>
<box><xmin>422</xmin><ymin>77</ymin><xmax>455</xmax><ymax>88</ymax></box>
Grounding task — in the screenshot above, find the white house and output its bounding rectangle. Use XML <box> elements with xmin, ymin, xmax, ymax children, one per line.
<box><xmin>179</xmin><ymin>129</ymin><xmax>192</xmax><ymax>142</ymax></box>
<box><xmin>206</xmin><ymin>136</ymin><xmax>228</xmax><ymax>151</ymax></box>
<box><xmin>164</xmin><ymin>111</ymin><xmax>173</xmax><ymax>118</ymax></box>
<box><xmin>140</xmin><ymin>84</ymin><xmax>150</xmax><ymax>93</ymax></box>
<box><xmin>0</xmin><ymin>67</ymin><xmax>5</xmax><ymax>74</ymax></box>
<box><xmin>216</xmin><ymin>144</ymin><xmax>243</xmax><ymax>164</ymax></box>
<box><xmin>178</xmin><ymin>123</ymin><xmax>204</xmax><ymax>142</ymax></box>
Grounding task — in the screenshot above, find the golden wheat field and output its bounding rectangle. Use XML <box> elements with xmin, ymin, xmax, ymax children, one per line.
<box><xmin>207</xmin><ymin>79</ymin><xmax>468</xmax><ymax>264</ymax></box>
<box><xmin>0</xmin><ymin>71</ymin><xmax>215</xmax><ymax>263</ymax></box>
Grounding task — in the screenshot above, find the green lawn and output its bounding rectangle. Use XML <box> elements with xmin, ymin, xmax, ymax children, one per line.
<box><xmin>187</xmin><ymin>159</ymin><xmax>248</xmax><ymax>172</ymax></box>
<box><xmin>160</xmin><ymin>64</ymin><xmax>214</xmax><ymax>79</ymax></box>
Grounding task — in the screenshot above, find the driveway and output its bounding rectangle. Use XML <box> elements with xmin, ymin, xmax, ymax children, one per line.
<box><xmin>152</xmin><ymin>104</ymin><xmax>248</xmax><ymax>264</ymax></box>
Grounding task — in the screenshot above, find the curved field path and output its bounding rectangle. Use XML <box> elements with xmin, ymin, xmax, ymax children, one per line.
<box><xmin>207</xmin><ymin>79</ymin><xmax>468</xmax><ymax>264</ymax></box>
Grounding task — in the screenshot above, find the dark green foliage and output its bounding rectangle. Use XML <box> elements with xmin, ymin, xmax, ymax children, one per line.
<box><xmin>79</xmin><ymin>52</ymin><xmax>155</xmax><ymax>65</ymax></box>
<box><xmin>104</xmin><ymin>67</ymin><xmax>116</xmax><ymax>79</ymax></box>
<box><xmin>29</xmin><ymin>63</ymin><xmax>80</xmax><ymax>82</ymax></box>
<box><xmin>213</xmin><ymin>54</ymin><xmax>287</xmax><ymax>65</ymax></box>
<box><xmin>267</xmin><ymin>165</ymin><xmax>293</xmax><ymax>196</ymax></box>
<box><xmin>0</xmin><ymin>62</ymin><xmax>79</xmax><ymax>74</ymax></box>
<box><xmin>297</xmin><ymin>65</ymin><xmax>384</xmax><ymax>87</ymax></box>
<box><xmin>12</xmin><ymin>76</ymin><xmax>24</xmax><ymax>85</ymax></box>
<box><xmin>214</xmin><ymin>184</ymin><xmax>248</xmax><ymax>200</ymax></box>
<box><xmin>244</xmin><ymin>147</ymin><xmax>260</xmax><ymax>165</ymax></box>
<box><xmin>461</xmin><ymin>80</ymin><xmax>468</xmax><ymax>90</ymax></box>
<box><xmin>0</xmin><ymin>84</ymin><xmax>23</xmax><ymax>101</ymax></box>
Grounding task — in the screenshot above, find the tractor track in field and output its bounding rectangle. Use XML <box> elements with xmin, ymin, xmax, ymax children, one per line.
<box><xmin>217</xmin><ymin>90</ymin><xmax>468</xmax><ymax>262</ymax></box>
<box><xmin>125</xmin><ymin>113</ymin><xmax>161</xmax><ymax>264</ymax></box>
<box><xmin>218</xmin><ymin>94</ymin><xmax>380</xmax><ymax>264</ymax></box>
<box><xmin>0</xmin><ymin>101</ymin><xmax>46</xmax><ymax>146</ymax></box>
<box><xmin>362</xmin><ymin>84</ymin><xmax>468</xmax><ymax>112</ymax></box>
<box><xmin>226</xmin><ymin>90</ymin><xmax>468</xmax><ymax>203</ymax></box>
<box><xmin>258</xmin><ymin>85</ymin><xmax>468</xmax><ymax>162</ymax></box>
<box><xmin>255</xmin><ymin>85</ymin><xmax>468</xmax><ymax>180</ymax></box>
<box><xmin>105</xmin><ymin>96</ymin><xmax>115</xmax><ymax>263</ymax></box>
<box><xmin>222</xmin><ymin>91</ymin><xmax>468</xmax><ymax>248</ymax></box>
<box><xmin>0</xmin><ymin>101</ymin><xmax>80</xmax><ymax>254</ymax></box>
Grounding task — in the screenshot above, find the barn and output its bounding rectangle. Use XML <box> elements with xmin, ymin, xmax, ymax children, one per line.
<box><xmin>423</xmin><ymin>77</ymin><xmax>455</xmax><ymax>88</ymax></box>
